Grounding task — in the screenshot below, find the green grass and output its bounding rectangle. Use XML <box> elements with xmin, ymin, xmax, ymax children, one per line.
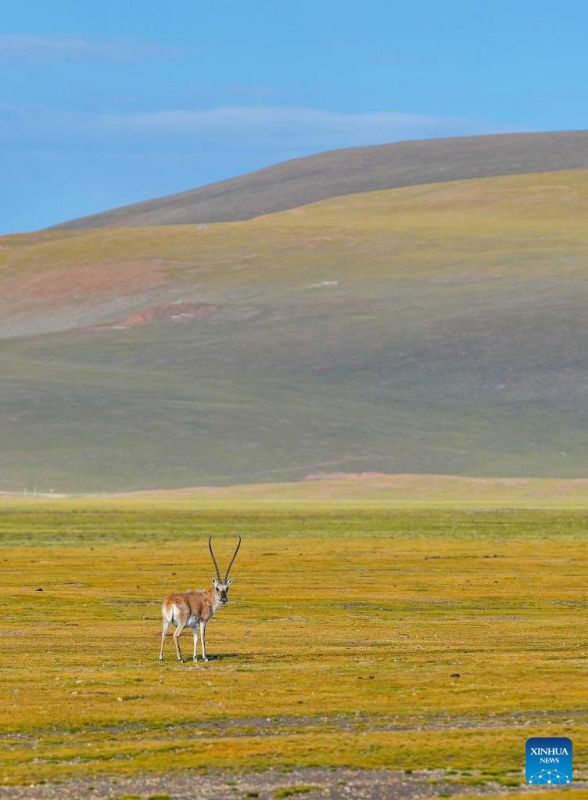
<box><xmin>2</xmin><ymin>170</ymin><xmax>588</xmax><ymax>491</ymax></box>
<box><xmin>0</xmin><ymin>501</ymin><xmax>585</xmax><ymax>787</ymax></box>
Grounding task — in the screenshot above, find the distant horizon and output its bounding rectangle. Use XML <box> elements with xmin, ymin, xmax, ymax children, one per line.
<box><xmin>7</xmin><ymin>125</ymin><xmax>533</xmax><ymax>235</ymax></box>
<box><xmin>3</xmin><ymin>0</ymin><xmax>588</xmax><ymax>232</ymax></box>
<box><xmin>15</xmin><ymin>118</ymin><xmax>588</xmax><ymax>233</ymax></box>
<box><xmin>44</xmin><ymin>129</ymin><xmax>588</xmax><ymax>234</ymax></box>
<box><xmin>15</xmin><ymin>127</ymin><xmax>588</xmax><ymax>235</ymax></box>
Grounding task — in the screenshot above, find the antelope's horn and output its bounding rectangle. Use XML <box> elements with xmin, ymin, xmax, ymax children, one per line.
<box><xmin>224</xmin><ymin>535</ymin><xmax>242</xmax><ymax>581</ymax></box>
<box><xmin>208</xmin><ymin>536</ymin><xmax>222</xmax><ymax>582</ymax></box>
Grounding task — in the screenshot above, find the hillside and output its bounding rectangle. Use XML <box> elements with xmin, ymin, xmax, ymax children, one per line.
<box><xmin>52</xmin><ymin>131</ymin><xmax>588</xmax><ymax>229</ymax></box>
<box><xmin>1</xmin><ymin>168</ymin><xmax>587</xmax><ymax>491</ymax></box>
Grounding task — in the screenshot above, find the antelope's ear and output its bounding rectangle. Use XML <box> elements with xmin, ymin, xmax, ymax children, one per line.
<box><xmin>227</xmin><ymin>578</ymin><xmax>233</xmax><ymax>586</ymax></box>
<box><xmin>212</xmin><ymin>577</ymin><xmax>218</xmax><ymax>587</ymax></box>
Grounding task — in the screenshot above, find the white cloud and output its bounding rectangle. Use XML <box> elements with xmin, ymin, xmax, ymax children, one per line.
<box><xmin>103</xmin><ymin>105</ymin><xmax>465</xmax><ymax>134</ymax></box>
<box><xmin>97</xmin><ymin>105</ymin><xmax>500</xmax><ymax>148</ymax></box>
<box><xmin>0</xmin><ymin>34</ymin><xmax>179</xmax><ymax>64</ymax></box>
<box><xmin>0</xmin><ymin>102</ymin><xmax>508</xmax><ymax>163</ymax></box>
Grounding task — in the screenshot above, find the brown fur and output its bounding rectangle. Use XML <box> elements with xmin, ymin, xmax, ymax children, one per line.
<box><xmin>163</xmin><ymin>589</ymin><xmax>215</xmax><ymax>625</ymax></box>
<box><xmin>159</xmin><ymin>536</ymin><xmax>240</xmax><ymax>663</ymax></box>
<box><xmin>159</xmin><ymin>583</ymin><xmax>229</xmax><ymax>662</ymax></box>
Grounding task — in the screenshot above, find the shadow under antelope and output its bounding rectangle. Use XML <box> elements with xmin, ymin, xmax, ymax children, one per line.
<box><xmin>159</xmin><ymin>536</ymin><xmax>241</xmax><ymax>663</ymax></box>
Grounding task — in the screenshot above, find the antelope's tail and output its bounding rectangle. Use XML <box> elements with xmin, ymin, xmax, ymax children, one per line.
<box><xmin>161</xmin><ymin>600</ymin><xmax>176</xmax><ymax>625</ymax></box>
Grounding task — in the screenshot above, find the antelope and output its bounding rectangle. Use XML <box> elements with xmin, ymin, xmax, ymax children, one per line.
<box><xmin>159</xmin><ymin>536</ymin><xmax>241</xmax><ymax>663</ymax></box>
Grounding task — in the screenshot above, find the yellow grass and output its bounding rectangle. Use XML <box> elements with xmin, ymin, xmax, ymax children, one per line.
<box><xmin>4</xmin><ymin>473</ymin><xmax>588</xmax><ymax>509</ymax></box>
<box><xmin>0</xmin><ymin>500</ymin><xmax>585</xmax><ymax>790</ymax></box>
<box><xmin>116</xmin><ymin>473</ymin><xmax>588</xmax><ymax>509</ymax></box>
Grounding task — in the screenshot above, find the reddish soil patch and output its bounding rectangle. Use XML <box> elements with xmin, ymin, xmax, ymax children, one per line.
<box><xmin>93</xmin><ymin>301</ymin><xmax>218</xmax><ymax>329</ymax></box>
<box><xmin>119</xmin><ymin>301</ymin><xmax>218</xmax><ymax>326</ymax></box>
<box><xmin>0</xmin><ymin>259</ymin><xmax>169</xmax><ymax>312</ymax></box>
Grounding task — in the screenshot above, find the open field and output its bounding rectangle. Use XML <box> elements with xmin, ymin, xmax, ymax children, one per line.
<box><xmin>5</xmin><ymin>472</ymin><xmax>588</xmax><ymax>509</ymax></box>
<box><xmin>0</xmin><ymin>500</ymin><xmax>586</xmax><ymax>797</ymax></box>
<box><xmin>110</xmin><ymin>474</ymin><xmax>588</xmax><ymax>509</ymax></box>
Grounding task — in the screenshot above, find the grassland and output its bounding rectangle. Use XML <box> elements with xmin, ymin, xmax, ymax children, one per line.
<box><xmin>0</xmin><ymin>500</ymin><xmax>585</xmax><ymax>795</ymax></box>
<box><xmin>2</xmin><ymin>169</ymin><xmax>588</xmax><ymax>491</ymax></box>
<box><xmin>111</xmin><ymin>473</ymin><xmax>588</xmax><ymax>509</ymax></box>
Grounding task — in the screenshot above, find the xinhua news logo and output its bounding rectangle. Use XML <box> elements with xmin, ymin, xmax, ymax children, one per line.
<box><xmin>526</xmin><ymin>737</ymin><xmax>573</xmax><ymax>785</ymax></box>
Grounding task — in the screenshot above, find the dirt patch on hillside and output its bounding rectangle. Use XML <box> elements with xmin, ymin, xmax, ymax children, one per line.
<box><xmin>88</xmin><ymin>300</ymin><xmax>263</xmax><ymax>330</ymax></box>
<box><xmin>91</xmin><ymin>301</ymin><xmax>219</xmax><ymax>329</ymax></box>
<box><xmin>0</xmin><ymin>259</ymin><xmax>169</xmax><ymax>312</ymax></box>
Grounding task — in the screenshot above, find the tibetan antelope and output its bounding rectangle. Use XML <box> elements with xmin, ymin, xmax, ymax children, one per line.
<box><xmin>159</xmin><ymin>536</ymin><xmax>241</xmax><ymax>663</ymax></box>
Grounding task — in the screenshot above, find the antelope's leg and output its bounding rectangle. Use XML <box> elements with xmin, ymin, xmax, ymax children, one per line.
<box><xmin>159</xmin><ymin>620</ymin><xmax>170</xmax><ymax>662</ymax></box>
<box><xmin>192</xmin><ymin>626</ymin><xmax>199</xmax><ymax>662</ymax></box>
<box><xmin>200</xmin><ymin>621</ymin><xmax>208</xmax><ymax>661</ymax></box>
<box><xmin>173</xmin><ymin>611</ymin><xmax>188</xmax><ymax>662</ymax></box>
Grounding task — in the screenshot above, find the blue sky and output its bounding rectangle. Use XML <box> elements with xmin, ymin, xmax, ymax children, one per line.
<box><xmin>2</xmin><ymin>0</ymin><xmax>588</xmax><ymax>232</ymax></box>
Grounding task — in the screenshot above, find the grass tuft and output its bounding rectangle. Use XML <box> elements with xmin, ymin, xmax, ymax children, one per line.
<box><xmin>274</xmin><ymin>786</ymin><xmax>320</xmax><ymax>799</ymax></box>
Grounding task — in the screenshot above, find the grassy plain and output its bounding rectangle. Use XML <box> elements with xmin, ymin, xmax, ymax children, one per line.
<box><xmin>0</xmin><ymin>498</ymin><xmax>586</xmax><ymax>793</ymax></box>
<box><xmin>113</xmin><ymin>473</ymin><xmax>588</xmax><ymax>509</ymax></box>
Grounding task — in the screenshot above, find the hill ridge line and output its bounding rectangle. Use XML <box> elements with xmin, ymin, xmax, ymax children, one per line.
<box><xmin>50</xmin><ymin>130</ymin><xmax>588</xmax><ymax>231</ymax></box>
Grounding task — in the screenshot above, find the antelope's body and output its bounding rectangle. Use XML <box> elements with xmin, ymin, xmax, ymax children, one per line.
<box><xmin>160</xmin><ymin>588</ymin><xmax>218</xmax><ymax>662</ymax></box>
<box><xmin>159</xmin><ymin>536</ymin><xmax>241</xmax><ymax>663</ymax></box>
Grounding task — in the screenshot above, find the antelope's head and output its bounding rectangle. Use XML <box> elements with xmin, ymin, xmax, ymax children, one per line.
<box><xmin>209</xmin><ymin>535</ymin><xmax>241</xmax><ymax>606</ymax></box>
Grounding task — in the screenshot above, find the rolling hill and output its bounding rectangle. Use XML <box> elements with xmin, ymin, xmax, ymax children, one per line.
<box><xmin>52</xmin><ymin>131</ymin><xmax>588</xmax><ymax>230</ymax></box>
<box><xmin>1</xmin><ymin>143</ymin><xmax>588</xmax><ymax>491</ymax></box>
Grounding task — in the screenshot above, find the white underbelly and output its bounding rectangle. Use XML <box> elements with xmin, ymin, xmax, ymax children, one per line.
<box><xmin>187</xmin><ymin>615</ymin><xmax>198</xmax><ymax>628</ymax></box>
